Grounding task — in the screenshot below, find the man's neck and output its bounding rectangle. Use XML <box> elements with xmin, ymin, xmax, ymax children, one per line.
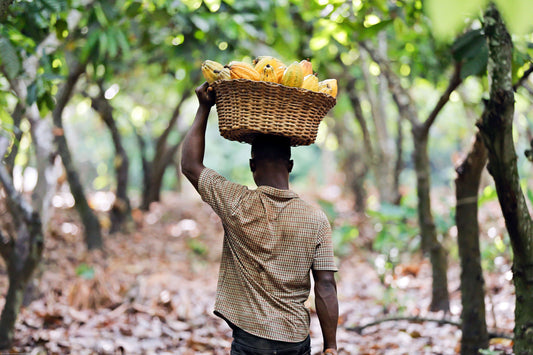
<box><xmin>256</xmin><ymin>178</ymin><xmax>289</xmax><ymax>190</ymax></box>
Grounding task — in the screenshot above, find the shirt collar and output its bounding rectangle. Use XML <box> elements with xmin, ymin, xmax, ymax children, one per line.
<box><xmin>256</xmin><ymin>185</ymin><xmax>298</xmax><ymax>199</ymax></box>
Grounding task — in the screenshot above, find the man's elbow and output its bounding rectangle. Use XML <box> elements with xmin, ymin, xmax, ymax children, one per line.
<box><xmin>180</xmin><ymin>158</ymin><xmax>203</xmax><ymax>187</ymax></box>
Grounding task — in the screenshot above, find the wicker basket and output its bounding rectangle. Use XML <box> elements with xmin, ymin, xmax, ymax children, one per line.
<box><xmin>211</xmin><ymin>79</ymin><xmax>336</xmax><ymax>146</ymax></box>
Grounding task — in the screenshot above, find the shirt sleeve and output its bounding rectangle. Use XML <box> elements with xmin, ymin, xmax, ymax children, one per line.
<box><xmin>198</xmin><ymin>168</ymin><xmax>249</xmax><ymax>217</ymax></box>
<box><xmin>312</xmin><ymin>215</ymin><xmax>338</xmax><ymax>271</ymax></box>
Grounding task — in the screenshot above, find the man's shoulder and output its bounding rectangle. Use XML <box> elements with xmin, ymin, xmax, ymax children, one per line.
<box><xmin>292</xmin><ymin>196</ymin><xmax>329</xmax><ymax>222</ymax></box>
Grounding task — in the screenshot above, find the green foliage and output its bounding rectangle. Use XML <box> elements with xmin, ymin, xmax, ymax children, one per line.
<box><xmin>187</xmin><ymin>238</ymin><xmax>208</xmax><ymax>256</ymax></box>
<box><xmin>0</xmin><ymin>36</ymin><xmax>20</xmax><ymax>79</ymax></box>
<box><xmin>367</xmin><ymin>203</ymin><xmax>420</xmax><ymax>255</ymax></box>
<box><xmin>331</xmin><ymin>224</ymin><xmax>358</xmax><ymax>256</ymax></box>
<box><xmin>451</xmin><ymin>29</ymin><xmax>488</xmax><ymax>79</ymax></box>
<box><xmin>75</xmin><ymin>263</ymin><xmax>95</xmax><ymax>280</ymax></box>
<box><xmin>426</xmin><ymin>0</ymin><xmax>533</xmax><ymax>38</ymax></box>
<box><xmin>478</xmin><ymin>185</ymin><xmax>498</xmax><ymax>207</ymax></box>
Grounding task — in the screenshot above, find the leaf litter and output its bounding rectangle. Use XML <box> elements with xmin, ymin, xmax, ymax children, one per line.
<box><xmin>0</xmin><ymin>190</ymin><xmax>515</xmax><ymax>354</ymax></box>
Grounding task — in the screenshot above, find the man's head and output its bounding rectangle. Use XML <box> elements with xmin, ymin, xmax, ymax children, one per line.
<box><xmin>250</xmin><ymin>134</ymin><xmax>293</xmax><ymax>175</ymax></box>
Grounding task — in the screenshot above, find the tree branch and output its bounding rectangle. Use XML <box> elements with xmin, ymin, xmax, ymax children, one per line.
<box><xmin>345</xmin><ymin>315</ymin><xmax>512</xmax><ymax>339</ymax></box>
<box><xmin>422</xmin><ymin>61</ymin><xmax>463</xmax><ymax>134</ymax></box>
<box><xmin>513</xmin><ymin>62</ymin><xmax>533</xmax><ymax>92</ymax></box>
<box><xmin>359</xmin><ymin>41</ymin><xmax>420</xmax><ymax>127</ymax></box>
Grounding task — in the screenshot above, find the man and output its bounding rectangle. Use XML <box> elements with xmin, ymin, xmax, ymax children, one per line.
<box><xmin>181</xmin><ymin>82</ymin><xmax>338</xmax><ymax>355</ymax></box>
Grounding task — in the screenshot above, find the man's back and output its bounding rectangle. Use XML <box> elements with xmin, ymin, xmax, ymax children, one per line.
<box><xmin>199</xmin><ymin>168</ymin><xmax>336</xmax><ymax>342</ymax></box>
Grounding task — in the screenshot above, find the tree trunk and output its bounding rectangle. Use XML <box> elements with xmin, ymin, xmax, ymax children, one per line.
<box><xmin>0</xmin><ymin>137</ymin><xmax>44</xmax><ymax>348</ymax></box>
<box><xmin>393</xmin><ymin>115</ymin><xmax>404</xmax><ymax>205</ymax></box>
<box><xmin>360</xmin><ymin>50</ymin><xmax>398</xmax><ymax>204</ymax></box>
<box><xmin>477</xmin><ymin>4</ymin><xmax>533</xmax><ymax>353</ymax></box>
<box><xmin>90</xmin><ymin>85</ymin><xmax>131</xmax><ymax>233</ymax></box>
<box><xmin>331</xmin><ymin>114</ymin><xmax>368</xmax><ymax>213</ymax></box>
<box><xmin>412</xmin><ymin>127</ymin><xmax>450</xmax><ymax>312</ymax></box>
<box><xmin>140</xmin><ymin>89</ymin><xmax>192</xmax><ymax>210</ymax></box>
<box><xmin>343</xmin><ymin>78</ymin><xmax>373</xmax><ymax>212</ymax></box>
<box><xmin>455</xmin><ymin>132</ymin><xmax>489</xmax><ymax>354</ymax></box>
<box><xmin>52</xmin><ymin>62</ymin><xmax>102</xmax><ymax>249</ymax></box>
<box><xmin>4</xmin><ymin>102</ymin><xmax>24</xmax><ymax>175</ymax></box>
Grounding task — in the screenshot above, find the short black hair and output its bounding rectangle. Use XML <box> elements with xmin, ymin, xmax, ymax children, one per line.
<box><xmin>251</xmin><ymin>134</ymin><xmax>291</xmax><ymax>162</ymax></box>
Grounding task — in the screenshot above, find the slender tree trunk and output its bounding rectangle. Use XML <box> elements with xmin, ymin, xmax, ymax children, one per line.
<box><xmin>141</xmin><ymin>89</ymin><xmax>192</xmax><ymax>210</ymax></box>
<box><xmin>393</xmin><ymin>115</ymin><xmax>403</xmax><ymax>204</ymax></box>
<box><xmin>4</xmin><ymin>102</ymin><xmax>24</xmax><ymax>174</ymax></box>
<box><xmin>53</xmin><ymin>62</ymin><xmax>102</xmax><ymax>249</ymax></box>
<box><xmin>412</xmin><ymin>127</ymin><xmax>449</xmax><ymax>311</ymax></box>
<box><xmin>0</xmin><ymin>137</ymin><xmax>44</xmax><ymax>348</ymax></box>
<box><xmin>477</xmin><ymin>4</ymin><xmax>533</xmax><ymax>353</ymax></box>
<box><xmin>342</xmin><ymin>78</ymin><xmax>373</xmax><ymax>212</ymax></box>
<box><xmin>90</xmin><ymin>85</ymin><xmax>131</xmax><ymax>233</ymax></box>
<box><xmin>455</xmin><ymin>132</ymin><xmax>489</xmax><ymax>354</ymax></box>
<box><xmin>331</xmin><ymin>114</ymin><xmax>368</xmax><ymax>213</ymax></box>
<box><xmin>360</xmin><ymin>50</ymin><xmax>398</xmax><ymax>204</ymax></box>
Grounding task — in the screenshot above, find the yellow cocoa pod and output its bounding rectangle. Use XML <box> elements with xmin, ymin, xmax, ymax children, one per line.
<box><xmin>281</xmin><ymin>61</ymin><xmax>304</xmax><ymax>87</ymax></box>
<box><xmin>255</xmin><ymin>56</ymin><xmax>285</xmax><ymax>83</ymax></box>
<box><xmin>318</xmin><ymin>79</ymin><xmax>338</xmax><ymax>98</ymax></box>
<box><xmin>226</xmin><ymin>61</ymin><xmax>260</xmax><ymax>81</ymax></box>
<box><xmin>260</xmin><ymin>64</ymin><xmax>277</xmax><ymax>83</ymax></box>
<box><xmin>299</xmin><ymin>59</ymin><xmax>313</xmax><ymax>77</ymax></box>
<box><xmin>214</xmin><ymin>67</ymin><xmax>231</xmax><ymax>81</ymax></box>
<box><xmin>201</xmin><ymin>60</ymin><xmax>225</xmax><ymax>84</ymax></box>
<box><xmin>276</xmin><ymin>64</ymin><xmax>286</xmax><ymax>83</ymax></box>
<box><xmin>301</xmin><ymin>74</ymin><xmax>319</xmax><ymax>92</ymax></box>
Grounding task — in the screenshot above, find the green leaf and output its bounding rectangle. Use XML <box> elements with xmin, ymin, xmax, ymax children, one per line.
<box><xmin>26</xmin><ymin>82</ymin><xmax>37</xmax><ymax>106</ymax></box>
<box><xmin>125</xmin><ymin>1</ymin><xmax>142</xmax><ymax>17</ymax></box>
<box><xmin>75</xmin><ymin>263</ymin><xmax>95</xmax><ymax>280</ymax></box>
<box><xmin>115</xmin><ymin>29</ymin><xmax>130</xmax><ymax>57</ymax></box>
<box><xmin>98</xmin><ymin>31</ymin><xmax>108</xmax><ymax>60</ymax></box>
<box><xmin>451</xmin><ymin>29</ymin><xmax>485</xmax><ymax>61</ymax></box>
<box><xmin>42</xmin><ymin>0</ymin><xmax>64</xmax><ymax>12</ymax></box>
<box><xmin>0</xmin><ymin>37</ymin><xmax>21</xmax><ymax>80</ymax></box>
<box><xmin>80</xmin><ymin>30</ymin><xmax>101</xmax><ymax>63</ymax></box>
<box><xmin>460</xmin><ymin>43</ymin><xmax>488</xmax><ymax>79</ymax></box>
<box><xmin>356</xmin><ymin>19</ymin><xmax>394</xmax><ymax>41</ymax></box>
<box><xmin>106</xmin><ymin>28</ymin><xmax>118</xmax><ymax>58</ymax></box>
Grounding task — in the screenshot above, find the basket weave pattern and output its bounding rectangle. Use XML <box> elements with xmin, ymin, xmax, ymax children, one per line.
<box><xmin>212</xmin><ymin>79</ymin><xmax>336</xmax><ymax>146</ymax></box>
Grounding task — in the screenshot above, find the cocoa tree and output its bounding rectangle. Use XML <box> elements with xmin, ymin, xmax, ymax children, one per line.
<box><xmin>455</xmin><ymin>132</ymin><xmax>489</xmax><ymax>353</ymax></box>
<box><xmin>476</xmin><ymin>3</ymin><xmax>533</xmax><ymax>353</ymax></box>
<box><xmin>0</xmin><ymin>136</ymin><xmax>44</xmax><ymax>348</ymax></box>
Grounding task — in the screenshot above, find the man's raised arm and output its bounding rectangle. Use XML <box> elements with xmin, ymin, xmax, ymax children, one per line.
<box><xmin>181</xmin><ymin>82</ymin><xmax>216</xmax><ymax>190</ymax></box>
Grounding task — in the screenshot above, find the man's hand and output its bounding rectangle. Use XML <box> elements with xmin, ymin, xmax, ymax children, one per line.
<box><xmin>195</xmin><ymin>82</ymin><xmax>216</xmax><ymax>108</ymax></box>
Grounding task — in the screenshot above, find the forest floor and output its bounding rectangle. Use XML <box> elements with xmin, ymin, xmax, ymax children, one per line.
<box><xmin>0</xmin><ymin>188</ymin><xmax>516</xmax><ymax>355</ymax></box>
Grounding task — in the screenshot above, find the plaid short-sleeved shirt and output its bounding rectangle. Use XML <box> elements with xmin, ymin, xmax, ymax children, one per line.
<box><xmin>198</xmin><ymin>168</ymin><xmax>337</xmax><ymax>342</ymax></box>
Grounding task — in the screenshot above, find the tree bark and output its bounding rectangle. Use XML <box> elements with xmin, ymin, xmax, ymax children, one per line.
<box><xmin>89</xmin><ymin>84</ymin><xmax>131</xmax><ymax>233</ymax></box>
<box><xmin>455</xmin><ymin>132</ymin><xmax>489</xmax><ymax>354</ymax></box>
<box><xmin>359</xmin><ymin>50</ymin><xmax>398</xmax><ymax>204</ymax></box>
<box><xmin>0</xmin><ymin>136</ymin><xmax>44</xmax><ymax>348</ymax></box>
<box><xmin>412</xmin><ymin>127</ymin><xmax>449</xmax><ymax>312</ymax></box>
<box><xmin>342</xmin><ymin>78</ymin><xmax>373</xmax><ymax>212</ymax></box>
<box><xmin>140</xmin><ymin>89</ymin><xmax>192</xmax><ymax>210</ymax></box>
<box><xmin>477</xmin><ymin>4</ymin><xmax>533</xmax><ymax>353</ymax></box>
<box><xmin>4</xmin><ymin>102</ymin><xmax>24</xmax><ymax>174</ymax></box>
<box><xmin>53</xmin><ymin>62</ymin><xmax>102</xmax><ymax>249</ymax></box>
